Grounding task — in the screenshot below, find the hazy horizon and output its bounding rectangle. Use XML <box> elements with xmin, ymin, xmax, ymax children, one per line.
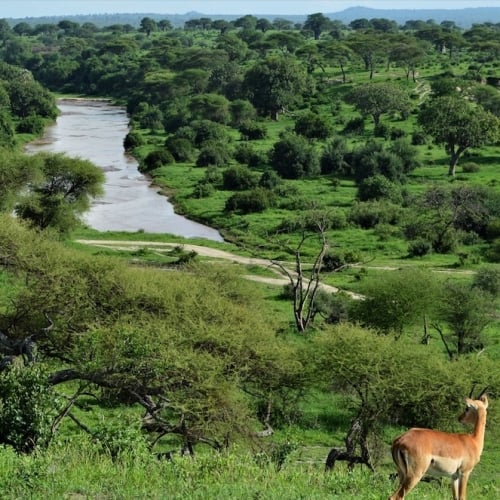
<box><xmin>2</xmin><ymin>0</ymin><xmax>500</xmax><ymax>19</ymax></box>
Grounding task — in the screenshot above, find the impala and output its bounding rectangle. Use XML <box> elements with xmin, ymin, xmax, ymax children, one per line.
<box><xmin>389</xmin><ymin>390</ymin><xmax>488</xmax><ymax>500</ymax></box>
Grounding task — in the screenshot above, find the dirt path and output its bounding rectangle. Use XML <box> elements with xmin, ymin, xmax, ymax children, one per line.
<box><xmin>75</xmin><ymin>239</ymin><xmax>364</xmax><ymax>300</ymax></box>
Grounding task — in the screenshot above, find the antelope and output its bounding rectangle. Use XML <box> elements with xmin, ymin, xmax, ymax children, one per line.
<box><xmin>389</xmin><ymin>389</ymin><xmax>488</xmax><ymax>500</ymax></box>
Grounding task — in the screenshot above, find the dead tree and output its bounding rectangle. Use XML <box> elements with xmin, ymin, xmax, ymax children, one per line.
<box><xmin>272</xmin><ymin>223</ymin><xmax>329</xmax><ymax>333</ymax></box>
<box><xmin>325</xmin><ymin>414</ymin><xmax>375</xmax><ymax>472</ymax></box>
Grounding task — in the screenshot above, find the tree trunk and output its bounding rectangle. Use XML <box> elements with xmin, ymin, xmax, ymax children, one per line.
<box><xmin>448</xmin><ymin>147</ymin><xmax>464</xmax><ymax>176</ymax></box>
<box><xmin>340</xmin><ymin>64</ymin><xmax>346</xmax><ymax>83</ymax></box>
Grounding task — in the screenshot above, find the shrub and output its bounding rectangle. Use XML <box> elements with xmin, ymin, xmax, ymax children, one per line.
<box><xmin>259</xmin><ymin>170</ymin><xmax>282</xmax><ymax>190</ymax></box>
<box><xmin>411</xmin><ymin>130</ymin><xmax>428</xmax><ymax>145</ymax></box>
<box><xmin>374</xmin><ymin>122</ymin><xmax>390</xmax><ymax>139</ymax></box>
<box><xmin>142</xmin><ymin>149</ymin><xmax>175</xmax><ymax>172</ymax></box>
<box><xmin>196</xmin><ymin>141</ymin><xmax>232</xmax><ymax>167</ymax></box>
<box><xmin>407</xmin><ymin>238</ymin><xmax>433</xmax><ymax>257</ymax></box>
<box><xmin>342</xmin><ymin>117</ymin><xmax>365</xmax><ymax>135</ymax></box>
<box><xmin>123</xmin><ymin>131</ymin><xmax>144</xmax><ymax>150</ymax></box>
<box><xmin>269</xmin><ymin>133</ymin><xmax>320</xmax><ymax>179</ymax></box>
<box><xmin>233</xmin><ymin>143</ymin><xmax>266</xmax><ymax>167</ymax></box>
<box><xmin>239</xmin><ymin>121</ymin><xmax>267</xmax><ymax>140</ymax></box>
<box><xmin>461</xmin><ymin>162</ymin><xmax>481</xmax><ymax>173</ymax></box>
<box><xmin>357</xmin><ymin>175</ymin><xmax>402</xmax><ymax>202</ymax></box>
<box><xmin>16</xmin><ymin>114</ymin><xmax>45</xmax><ymax>135</ymax></box>
<box><xmin>164</xmin><ymin>136</ymin><xmax>195</xmax><ymax>162</ymax></box>
<box><xmin>0</xmin><ymin>366</ymin><xmax>57</xmax><ymax>453</ymax></box>
<box><xmin>225</xmin><ymin>188</ymin><xmax>275</xmax><ymax>213</ymax></box>
<box><xmin>323</xmin><ymin>250</ymin><xmax>360</xmax><ymax>271</ymax></box>
<box><xmin>222</xmin><ymin>165</ymin><xmax>257</xmax><ymax>190</ymax></box>
<box><xmin>320</xmin><ymin>136</ymin><xmax>350</xmax><ymax>176</ymax></box>
<box><xmin>390</xmin><ymin>127</ymin><xmax>406</xmax><ymax>140</ymax></box>
<box><xmin>192</xmin><ymin>182</ymin><xmax>215</xmax><ymax>198</ymax></box>
<box><xmin>294</xmin><ymin>111</ymin><xmax>333</xmax><ymax>139</ymax></box>
<box><xmin>473</xmin><ymin>266</ymin><xmax>500</xmax><ymax>297</ymax></box>
<box><xmin>485</xmin><ymin>218</ymin><xmax>500</xmax><ymax>240</ymax></box>
<box><xmin>190</xmin><ymin>119</ymin><xmax>230</xmax><ymax>147</ymax></box>
<box><xmin>348</xmin><ymin>201</ymin><xmax>403</xmax><ymax>229</ymax></box>
<box><xmin>349</xmin><ymin>141</ymin><xmax>405</xmax><ymax>183</ymax></box>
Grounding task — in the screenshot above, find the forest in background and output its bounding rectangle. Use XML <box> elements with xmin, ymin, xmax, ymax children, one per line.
<box><xmin>0</xmin><ymin>10</ymin><xmax>499</xmax><ymax>498</ymax></box>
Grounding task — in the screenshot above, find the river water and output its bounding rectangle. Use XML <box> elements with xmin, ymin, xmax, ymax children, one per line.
<box><xmin>24</xmin><ymin>99</ymin><xmax>223</xmax><ymax>241</ymax></box>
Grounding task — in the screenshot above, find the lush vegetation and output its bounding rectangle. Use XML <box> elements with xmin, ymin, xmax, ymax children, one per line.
<box><xmin>0</xmin><ymin>11</ymin><xmax>500</xmax><ymax>498</ymax></box>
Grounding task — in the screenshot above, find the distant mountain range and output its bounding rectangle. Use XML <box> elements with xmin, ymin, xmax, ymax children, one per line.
<box><xmin>7</xmin><ymin>7</ymin><xmax>500</xmax><ymax>28</ymax></box>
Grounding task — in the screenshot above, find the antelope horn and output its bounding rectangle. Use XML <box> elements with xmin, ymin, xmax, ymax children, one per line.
<box><xmin>469</xmin><ymin>384</ymin><xmax>477</xmax><ymax>399</ymax></box>
<box><xmin>477</xmin><ymin>386</ymin><xmax>489</xmax><ymax>399</ymax></box>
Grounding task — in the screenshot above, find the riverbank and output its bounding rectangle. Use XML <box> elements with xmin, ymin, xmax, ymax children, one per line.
<box><xmin>25</xmin><ymin>99</ymin><xmax>223</xmax><ymax>240</ymax></box>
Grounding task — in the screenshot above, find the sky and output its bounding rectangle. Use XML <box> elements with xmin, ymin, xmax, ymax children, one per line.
<box><xmin>2</xmin><ymin>1</ymin><xmax>500</xmax><ymax>18</ymax></box>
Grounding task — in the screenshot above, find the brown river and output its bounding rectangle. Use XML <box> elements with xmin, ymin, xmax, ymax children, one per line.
<box><xmin>24</xmin><ymin>99</ymin><xmax>223</xmax><ymax>241</ymax></box>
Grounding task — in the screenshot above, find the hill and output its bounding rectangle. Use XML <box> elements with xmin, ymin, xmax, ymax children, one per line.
<box><xmin>7</xmin><ymin>7</ymin><xmax>500</xmax><ymax>29</ymax></box>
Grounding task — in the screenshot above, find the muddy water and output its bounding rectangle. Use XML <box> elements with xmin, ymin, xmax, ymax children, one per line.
<box><xmin>24</xmin><ymin>99</ymin><xmax>223</xmax><ymax>241</ymax></box>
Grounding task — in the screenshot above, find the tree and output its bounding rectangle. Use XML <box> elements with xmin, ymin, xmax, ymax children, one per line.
<box><xmin>346</xmin><ymin>31</ymin><xmax>387</xmax><ymax>79</ymax></box>
<box><xmin>346</xmin><ymin>82</ymin><xmax>412</xmax><ymax>126</ymax></box>
<box><xmin>269</xmin><ymin>133</ymin><xmax>320</xmax><ymax>179</ymax></box>
<box><xmin>351</xmin><ymin>268</ymin><xmax>440</xmax><ymax>336</ymax></box>
<box><xmin>418</xmin><ymin>96</ymin><xmax>500</xmax><ymax>176</ymax></box>
<box><xmin>319</xmin><ymin>41</ymin><xmax>353</xmax><ymax>83</ymax></box>
<box><xmin>389</xmin><ymin>41</ymin><xmax>427</xmax><ymax>81</ymax></box>
<box><xmin>15</xmin><ymin>153</ymin><xmax>104</xmax><ymax>233</ymax></box>
<box><xmin>244</xmin><ymin>55</ymin><xmax>310</xmax><ymax>120</ymax></box>
<box><xmin>188</xmin><ymin>93</ymin><xmax>231</xmax><ymax>124</ymax></box>
<box><xmin>436</xmin><ymin>282</ymin><xmax>495</xmax><ymax>358</ymax></box>
<box><xmin>139</xmin><ymin>17</ymin><xmax>157</xmax><ymax>37</ymax></box>
<box><xmin>294</xmin><ymin>111</ymin><xmax>333</xmax><ymax>139</ymax></box>
<box><xmin>303</xmin><ymin>13</ymin><xmax>332</xmax><ymax>40</ymax></box>
<box><xmin>272</xmin><ymin>219</ymin><xmax>331</xmax><ymax>333</ymax></box>
<box><xmin>0</xmin><ymin>219</ymin><xmax>306</xmax><ymax>453</ymax></box>
<box><xmin>0</xmin><ymin>151</ymin><xmax>42</xmax><ymax>211</ymax></box>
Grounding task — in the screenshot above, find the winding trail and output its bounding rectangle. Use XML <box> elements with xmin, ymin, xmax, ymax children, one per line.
<box><xmin>75</xmin><ymin>239</ymin><xmax>365</xmax><ymax>300</ymax></box>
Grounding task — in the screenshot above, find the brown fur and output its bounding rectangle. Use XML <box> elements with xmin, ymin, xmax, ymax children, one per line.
<box><xmin>389</xmin><ymin>395</ymin><xmax>488</xmax><ymax>500</ymax></box>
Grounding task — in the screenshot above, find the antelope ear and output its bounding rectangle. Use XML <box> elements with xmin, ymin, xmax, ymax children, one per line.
<box><xmin>479</xmin><ymin>394</ymin><xmax>488</xmax><ymax>409</ymax></box>
<box><xmin>465</xmin><ymin>398</ymin><xmax>477</xmax><ymax>409</ymax></box>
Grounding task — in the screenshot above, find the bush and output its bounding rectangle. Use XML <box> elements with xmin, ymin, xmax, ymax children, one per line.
<box><xmin>16</xmin><ymin>114</ymin><xmax>45</xmax><ymax>135</ymax></box>
<box><xmin>348</xmin><ymin>201</ymin><xmax>403</xmax><ymax>229</ymax></box>
<box><xmin>411</xmin><ymin>130</ymin><xmax>428</xmax><ymax>145</ymax></box>
<box><xmin>222</xmin><ymin>165</ymin><xmax>257</xmax><ymax>190</ymax></box>
<box><xmin>294</xmin><ymin>111</ymin><xmax>333</xmax><ymax>139</ymax></box>
<box><xmin>196</xmin><ymin>141</ymin><xmax>232</xmax><ymax>167</ymax></box>
<box><xmin>374</xmin><ymin>123</ymin><xmax>390</xmax><ymax>139</ymax></box>
<box><xmin>233</xmin><ymin>143</ymin><xmax>266</xmax><ymax>167</ymax></box>
<box><xmin>320</xmin><ymin>136</ymin><xmax>350</xmax><ymax>176</ymax></box>
<box><xmin>461</xmin><ymin>162</ymin><xmax>481</xmax><ymax>173</ymax></box>
<box><xmin>190</xmin><ymin>119</ymin><xmax>230</xmax><ymax>147</ymax></box>
<box><xmin>164</xmin><ymin>136</ymin><xmax>195</xmax><ymax>162</ymax></box>
<box><xmin>269</xmin><ymin>133</ymin><xmax>320</xmax><ymax>179</ymax></box>
<box><xmin>407</xmin><ymin>238</ymin><xmax>433</xmax><ymax>257</ymax></box>
<box><xmin>239</xmin><ymin>121</ymin><xmax>267</xmax><ymax>140</ymax></box>
<box><xmin>342</xmin><ymin>117</ymin><xmax>365</xmax><ymax>135</ymax></box>
<box><xmin>350</xmin><ymin>141</ymin><xmax>405</xmax><ymax>183</ymax></box>
<box><xmin>123</xmin><ymin>131</ymin><xmax>144</xmax><ymax>150</ymax></box>
<box><xmin>142</xmin><ymin>149</ymin><xmax>175</xmax><ymax>172</ymax></box>
<box><xmin>357</xmin><ymin>175</ymin><xmax>402</xmax><ymax>202</ymax></box>
<box><xmin>225</xmin><ymin>188</ymin><xmax>275</xmax><ymax>214</ymax></box>
<box><xmin>390</xmin><ymin>127</ymin><xmax>406</xmax><ymax>140</ymax></box>
<box><xmin>473</xmin><ymin>266</ymin><xmax>500</xmax><ymax>297</ymax></box>
<box><xmin>0</xmin><ymin>366</ymin><xmax>57</xmax><ymax>453</ymax></box>
<box><xmin>192</xmin><ymin>182</ymin><xmax>215</xmax><ymax>198</ymax></box>
<box><xmin>323</xmin><ymin>250</ymin><xmax>360</xmax><ymax>271</ymax></box>
<box><xmin>259</xmin><ymin>170</ymin><xmax>282</xmax><ymax>190</ymax></box>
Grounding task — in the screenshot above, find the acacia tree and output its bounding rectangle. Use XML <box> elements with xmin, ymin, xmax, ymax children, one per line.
<box><xmin>15</xmin><ymin>152</ymin><xmax>104</xmax><ymax>233</ymax></box>
<box><xmin>418</xmin><ymin>96</ymin><xmax>500</xmax><ymax>176</ymax></box>
<box><xmin>303</xmin><ymin>13</ymin><xmax>332</xmax><ymax>40</ymax></box>
<box><xmin>243</xmin><ymin>55</ymin><xmax>310</xmax><ymax>120</ymax></box>
<box><xmin>346</xmin><ymin>82</ymin><xmax>412</xmax><ymax>126</ymax></box>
